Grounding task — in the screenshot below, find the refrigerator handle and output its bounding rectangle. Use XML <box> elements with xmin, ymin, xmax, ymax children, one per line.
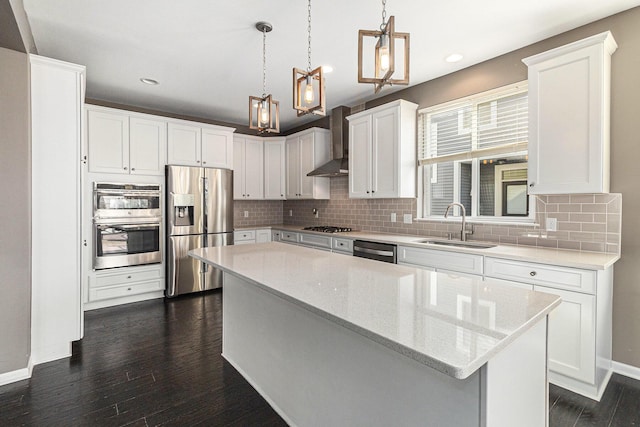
<box><xmin>203</xmin><ymin>175</ymin><xmax>208</xmax><ymax>234</ymax></box>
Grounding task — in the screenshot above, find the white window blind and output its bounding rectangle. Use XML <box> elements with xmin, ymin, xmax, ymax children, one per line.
<box><xmin>419</xmin><ymin>84</ymin><xmax>528</xmax><ymax>166</ymax></box>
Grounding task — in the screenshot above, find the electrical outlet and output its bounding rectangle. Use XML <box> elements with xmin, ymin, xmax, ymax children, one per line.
<box><xmin>390</xmin><ymin>213</ymin><xmax>397</xmax><ymax>223</ymax></box>
<box><xmin>243</xmin><ymin>211</ymin><xmax>249</xmax><ymax>218</ymax></box>
<box><xmin>546</xmin><ymin>217</ymin><xmax>558</xmax><ymax>231</ymax></box>
<box><xmin>289</xmin><ymin>209</ymin><xmax>293</xmax><ymax>217</ymax></box>
<box><xmin>403</xmin><ymin>214</ymin><xmax>412</xmax><ymax>224</ymax></box>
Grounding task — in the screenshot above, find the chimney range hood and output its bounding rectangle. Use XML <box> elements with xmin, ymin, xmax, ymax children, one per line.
<box><xmin>307</xmin><ymin>106</ymin><xmax>351</xmax><ymax>177</ymax></box>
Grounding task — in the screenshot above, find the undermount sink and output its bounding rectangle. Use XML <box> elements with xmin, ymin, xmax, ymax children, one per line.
<box><xmin>416</xmin><ymin>239</ymin><xmax>497</xmax><ymax>249</ymax></box>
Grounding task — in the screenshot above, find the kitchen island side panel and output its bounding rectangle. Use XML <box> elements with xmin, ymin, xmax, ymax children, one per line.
<box><xmin>222</xmin><ymin>272</ymin><xmax>483</xmax><ymax>427</ymax></box>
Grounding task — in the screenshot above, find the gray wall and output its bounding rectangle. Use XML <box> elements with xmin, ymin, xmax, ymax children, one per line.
<box><xmin>367</xmin><ymin>7</ymin><xmax>640</xmax><ymax>369</ymax></box>
<box><xmin>0</xmin><ymin>46</ymin><xmax>31</xmax><ymax>374</ymax></box>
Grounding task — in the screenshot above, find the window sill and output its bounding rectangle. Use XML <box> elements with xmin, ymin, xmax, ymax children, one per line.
<box><xmin>415</xmin><ymin>217</ymin><xmax>539</xmax><ymax>227</ymax></box>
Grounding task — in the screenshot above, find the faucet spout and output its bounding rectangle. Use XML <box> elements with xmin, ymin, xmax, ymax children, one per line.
<box><xmin>444</xmin><ymin>203</ymin><xmax>470</xmax><ymax>242</ymax></box>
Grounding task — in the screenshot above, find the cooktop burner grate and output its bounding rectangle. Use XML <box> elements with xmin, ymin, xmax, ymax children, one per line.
<box><xmin>302</xmin><ymin>225</ymin><xmax>353</xmax><ymax>233</ymax></box>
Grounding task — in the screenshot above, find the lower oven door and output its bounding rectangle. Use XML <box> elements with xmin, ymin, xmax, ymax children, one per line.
<box><xmin>94</xmin><ymin>221</ymin><xmax>162</xmax><ymax>270</ymax></box>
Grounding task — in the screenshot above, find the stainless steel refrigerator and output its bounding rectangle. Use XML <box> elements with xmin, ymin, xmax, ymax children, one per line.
<box><xmin>165</xmin><ymin>165</ymin><xmax>233</xmax><ymax>297</ymax></box>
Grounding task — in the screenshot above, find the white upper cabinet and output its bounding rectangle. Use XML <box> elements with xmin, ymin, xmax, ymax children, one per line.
<box><xmin>129</xmin><ymin>117</ymin><xmax>167</xmax><ymax>175</ymax></box>
<box><xmin>347</xmin><ymin>99</ymin><xmax>418</xmax><ymax>198</ymax></box>
<box><xmin>264</xmin><ymin>138</ymin><xmax>286</xmax><ymax>200</ymax></box>
<box><xmin>87</xmin><ymin>109</ymin><xmax>130</xmax><ymax>174</ymax></box>
<box><xmin>87</xmin><ymin>106</ymin><xmax>166</xmax><ymax>176</ymax></box>
<box><xmin>167</xmin><ymin>122</ymin><xmax>201</xmax><ymax>166</ymax></box>
<box><xmin>285</xmin><ymin>128</ymin><xmax>330</xmax><ymax>199</ymax></box>
<box><xmin>167</xmin><ymin>121</ymin><xmax>235</xmax><ymax>168</ymax></box>
<box><xmin>202</xmin><ymin>127</ymin><xmax>234</xmax><ymax>168</ymax></box>
<box><xmin>233</xmin><ymin>135</ymin><xmax>264</xmax><ymax>200</ymax></box>
<box><xmin>523</xmin><ymin>31</ymin><xmax>617</xmax><ymax>194</ymax></box>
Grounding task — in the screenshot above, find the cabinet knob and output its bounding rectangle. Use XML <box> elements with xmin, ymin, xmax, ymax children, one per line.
<box><xmin>366</xmin><ymin>191</ymin><xmax>370</xmax><ymax>194</ymax></box>
<box><xmin>530</xmin><ymin>271</ymin><xmax>537</xmax><ymax>277</ymax></box>
<box><xmin>247</xmin><ymin>194</ymin><xmax>250</xmax><ymax>197</ymax></box>
<box><xmin>127</xmin><ymin>287</ymin><xmax>132</xmax><ymax>291</ymax></box>
<box><xmin>281</xmin><ymin>194</ymin><xmax>284</xmax><ymax>197</ymax></box>
<box><xmin>529</xmin><ymin>182</ymin><xmax>534</xmax><ymax>188</ymax></box>
<box><xmin>203</xmin><ymin>161</ymin><xmax>207</xmax><ymax>164</ymax></box>
<box><xmin>127</xmin><ymin>275</ymin><xmax>132</xmax><ymax>279</ymax></box>
<box><xmin>196</xmin><ymin>160</ymin><xmax>200</xmax><ymax>163</ymax></box>
<box><xmin>123</xmin><ymin>166</ymin><xmax>128</xmax><ymax>170</ymax></box>
<box><xmin>131</xmin><ymin>168</ymin><xmax>135</xmax><ymax>171</ymax></box>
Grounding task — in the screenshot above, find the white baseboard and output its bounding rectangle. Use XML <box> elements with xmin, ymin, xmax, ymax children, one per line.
<box><xmin>613</xmin><ymin>360</ymin><xmax>640</xmax><ymax>381</ymax></box>
<box><xmin>0</xmin><ymin>357</ymin><xmax>33</xmax><ymax>387</ymax></box>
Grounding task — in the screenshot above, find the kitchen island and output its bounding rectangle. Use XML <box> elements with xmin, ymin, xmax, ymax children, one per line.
<box><xmin>190</xmin><ymin>243</ymin><xmax>561</xmax><ymax>427</ymax></box>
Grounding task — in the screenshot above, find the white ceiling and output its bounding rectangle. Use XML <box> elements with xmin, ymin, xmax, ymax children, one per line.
<box><xmin>22</xmin><ymin>0</ymin><xmax>640</xmax><ymax>131</ymax></box>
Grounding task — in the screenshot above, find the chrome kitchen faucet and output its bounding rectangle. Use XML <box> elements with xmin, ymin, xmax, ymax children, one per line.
<box><xmin>444</xmin><ymin>202</ymin><xmax>473</xmax><ymax>242</ymax></box>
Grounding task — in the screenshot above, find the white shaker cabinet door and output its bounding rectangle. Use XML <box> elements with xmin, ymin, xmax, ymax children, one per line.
<box><xmin>371</xmin><ymin>107</ymin><xmax>399</xmax><ymax>197</ymax></box>
<box><xmin>285</xmin><ymin>137</ymin><xmax>301</xmax><ymax>199</ymax></box>
<box><xmin>129</xmin><ymin>117</ymin><xmax>166</xmax><ymax>176</ymax></box>
<box><xmin>534</xmin><ymin>285</ymin><xmax>596</xmax><ymax>385</ymax></box>
<box><xmin>243</xmin><ymin>138</ymin><xmax>264</xmax><ymax>200</ymax></box>
<box><xmin>167</xmin><ymin>122</ymin><xmax>201</xmax><ymax>166</ymax></box>
<box><xmin>298</xmin><ymin>132</ymin><xmax>316</xmax><ymax>198</ymax></box>
<box><xmin>201</xmin><ymin>128</ymin><xmax>233</xmax><ymax>169</ymax></box>
<box><xmin>264</xmin><ymin>139</ymin><xmax>286</xmax><ymax>200</ymax></box>
<box><xmin>349</xmin><ymin>114</ymin><xmax>371</xmax><ymax>198</ymax></box>
<box><xmin>87</xmin><ymin>109</ymin><xmax>129</xmax><ymax>174</ymax></box>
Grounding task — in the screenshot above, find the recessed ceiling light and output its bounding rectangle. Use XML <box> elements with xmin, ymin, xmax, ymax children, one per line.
<box><xmin>322</xmin><ymin>65</ymin><xmax>334</xmax><ymax>73</ymax></box>
<box><xmin>445</xmin><ymin>53</ymin><xmax>463</xmax><ymax>63</ymax></box>
<box><xmin>140</xmin><ymin>77</ymin><xmax>159</xmax><ymax>85</ymax></box>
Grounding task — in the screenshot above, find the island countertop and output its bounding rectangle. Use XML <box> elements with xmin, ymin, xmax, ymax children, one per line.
<box><xmin>190</xmin><ymin>242</ymin><xmax>561</xmax><ymax>379</ymax></box>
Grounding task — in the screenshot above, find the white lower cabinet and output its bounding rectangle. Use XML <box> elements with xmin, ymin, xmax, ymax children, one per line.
<box><xmin>235</xmin><ymin>229</ymin><xmax>272</xmax><ymax>244</ymax></box>
<box><xmin>332</xmin><ymin>237</ymin><xmax>354</xmax><ymax>255</ymax></box>
<box><xmin>485</xmin><ymin>256</ymin><xmax>612</xmax><ymax>401</ymax></box>
<box><xmin>256</xmin><ymin>229</ymin><xmax>271</xmax><ymax>243</ymax></box>
<box><xmin>534</xmin><ymin>284</ymin><xmax>596</xmax><ymax>384</ymax></box>
<box><xmin>86</xmin><ymin>265</ymin><xmax>164</xmax><ymax>310</ymax></box>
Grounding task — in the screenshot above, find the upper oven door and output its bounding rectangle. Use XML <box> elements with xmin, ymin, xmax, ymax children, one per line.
<box><xmin>94</xmin><ymin>183</ymin><xmax>161</xmax><ymax>220</ymax></box>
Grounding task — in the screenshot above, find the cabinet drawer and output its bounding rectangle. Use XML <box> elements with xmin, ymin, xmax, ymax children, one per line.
<box><xmin>281</xmin><ymin>231</ymin><xmax>299</xmax><ymax>243</ymax></box>
<box><xmin>332</xmin><ymin>238</ymin><xmax>354</xmax><ymax>253</ymax></box>
<box><xmin>485</xmin><ymin>257</ymin><xmax>596</xmax><ymax>294</ymax></box>
<box><xmin>484</xmin><ymin>276</ymin><xmax>533</xmax><ymax>291</ymax></box>
<box><xmin>299</xmin><ymin>232</ymin><xmax>332</xmax><ymax>249</ymax></box>
<box><xmin>272</xmin><ymin>230</ymin><xmax>282</xmax><ymax>241</ymax></box>
<box><xmin>234</xmin><ymin>230</ymin><xmax>256</xmax><ymax>242</ymax></box>
<box><xmin>89</xmin><ymin>279</ymin><xmax>163</xmax><ymax>302</ymax></box>
<box><xmin>398</xmin><ymin>246</ymin><xmax>483</xmax><ymax>275</ymax></box>
<box><xmin>91</xmin><ymin>266</ymin><xmax>162</xmax><ymax>288</ymax></box>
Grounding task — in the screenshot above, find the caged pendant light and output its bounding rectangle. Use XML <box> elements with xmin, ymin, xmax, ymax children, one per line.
<box><xmin>293</xmin><ymin>0</ymin><xmax>326</xmax><ymax>117</ymax></box>
<box><xmin>357</xmin><ymin>0</ymin><xmax>410</xmax><ymax>93</ymax></box>
<box><xmin>249</xmin><ymin>22</ymin><xmax>280</xmax><ymax>133</ymax></box>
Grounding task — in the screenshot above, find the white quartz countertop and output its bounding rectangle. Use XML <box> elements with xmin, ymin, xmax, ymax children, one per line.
<box><xmin>190</xmin><ymin>243</ymin><xmax>561</xmax><ymax>379</ymax></box>
<box><xmin>235</xmin><ymin>224</ymin><xmax>619</xmax><ymax>270</ymax></box>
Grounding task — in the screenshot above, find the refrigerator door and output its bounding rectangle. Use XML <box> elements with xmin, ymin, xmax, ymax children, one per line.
<box><xmin>203</xmin><ymin>232</ymin><xmax>234</xmax><ymax>290</ymax></box>
<box><xmin>166</xmin><ymin>165</ymin><xmax>204</xmax><ymax>236</ymax></box>
<box><xmin>204</xmin><ymin>167</ymin><xmax>233</xmax><ymax>234</ymax></box>
<box><xmin>167</xmin><ymin>234</ymin><xmax>205</xmax><ymax>297</ymax></box>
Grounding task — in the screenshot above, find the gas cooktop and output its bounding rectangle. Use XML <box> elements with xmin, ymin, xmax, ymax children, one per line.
<box><xmin>302</xmin><ymin>225</ymin><xmax>353</xmax><ymax>233</ymax></box>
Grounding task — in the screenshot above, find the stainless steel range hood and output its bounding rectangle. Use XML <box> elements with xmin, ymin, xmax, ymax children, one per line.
<box><xmin>307</xmin><ymin>106</ymin><xmax>351</xmax><ymax>177</ymax></box>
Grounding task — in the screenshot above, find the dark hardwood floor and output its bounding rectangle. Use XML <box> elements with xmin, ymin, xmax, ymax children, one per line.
<box><xmin>1</xmin><ymin>291</ymin><xmax>639</xmax><ymax>426</ymax></box>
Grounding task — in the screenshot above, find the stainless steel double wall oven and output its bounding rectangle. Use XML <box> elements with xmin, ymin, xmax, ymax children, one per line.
<box><xmin>92</xmin><ymin>182</ymin><xmax>162</xmax><ymax>270</ymax></box>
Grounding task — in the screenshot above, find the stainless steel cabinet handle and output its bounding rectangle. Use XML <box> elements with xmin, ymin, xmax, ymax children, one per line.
<box><xmin>530</xmin><ymin>271</ymin><xmax>537</xmax><ymax>276</ymax></box>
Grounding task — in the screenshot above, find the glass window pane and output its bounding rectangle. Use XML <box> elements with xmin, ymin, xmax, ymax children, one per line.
<box><xmin>428</xmin><ymin>162</ymin><xmax>454</xmax><ymax>215</ymax></box>
<box><xmin>478</xmin><ymin>155</ymin><xmax>528</xmax><ymax>217</ymax></box>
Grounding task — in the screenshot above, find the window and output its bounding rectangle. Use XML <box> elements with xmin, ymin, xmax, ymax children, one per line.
<box><xmin>418</xmin><ymin>82</ymin><xmax>531</xmax><ymax>221</ymax></box>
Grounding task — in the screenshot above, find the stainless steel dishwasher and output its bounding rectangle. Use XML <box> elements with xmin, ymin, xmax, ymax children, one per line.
<box><xmin>353</xmin><ymin>240</ymin><xmax>397</xmax><ymax>264</ymax></box>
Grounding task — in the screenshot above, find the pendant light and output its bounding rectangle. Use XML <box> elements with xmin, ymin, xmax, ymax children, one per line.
<box><xmin>357</xmin><ymin>0</ymin><xmax>410</xmax><ymax>93</ymax></box>
<box><xmin>249</xmin><ymin>22</ymin><xmax>279</xmax><ymax>133</ymax></box>
<box><xmin>293</xmin><ymin>0</ymin><xmax>326</xmax><ymax>117</ymax></box>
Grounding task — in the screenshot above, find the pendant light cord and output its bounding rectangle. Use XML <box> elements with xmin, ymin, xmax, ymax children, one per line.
<box><xmin>262</xmin><ymin>27</ymin><xmax>267</xmax><ymax>97</ymax></box>
<box><xmin>307</xmin><ymin>0</ymin><xmax>312</xmax><ymax>72</ymax></box>
<box><xmin>380</xmin><ymin>0</ymin><xmax>387</xmax><ymax>30</ymax></box>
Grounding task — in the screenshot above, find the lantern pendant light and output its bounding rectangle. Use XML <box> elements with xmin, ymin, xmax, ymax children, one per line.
<box><xmin>249</xmin><ymin>22</ymin><xmax>280</xmax><ymax>133</ymax></box>
<box><xmin>357</xmin><ymin>0</ymin><xmax>410</xmax><ymax>93</ymax></box>
<box><xmin>293</xmin><ymin>0</ymin><xmax>326</xmax><ymax>117</ymax></box>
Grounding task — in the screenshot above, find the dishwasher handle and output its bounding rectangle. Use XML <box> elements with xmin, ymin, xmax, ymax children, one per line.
<box><xmin>353</xmin><ymin>246</ymin><xmax>395</xmax><ymax>257</ymax></box>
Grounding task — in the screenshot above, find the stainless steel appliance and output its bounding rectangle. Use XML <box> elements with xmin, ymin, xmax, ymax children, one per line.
<box><xmin>93</xmin><ymin>183</ymin><xmax>162</xmax><ymax>270</ymax></box>
<box><xmin>353</xmin><ymin>240</ymin><xmax>397</xmax><ymax>264</ymax></box>
<box><xmin>165</xmin><ymin>165</ymin><xmax>233</xmax><ymax>297</ymax></box>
